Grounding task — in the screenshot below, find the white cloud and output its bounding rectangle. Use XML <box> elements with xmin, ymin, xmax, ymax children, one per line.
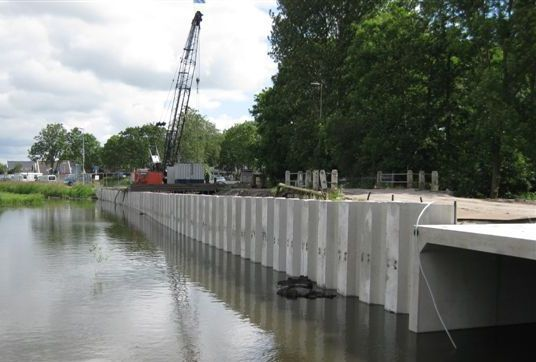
<box><xmin>208</xmin><ymin>113</ymin><xmax>251</xmax><ymax>132</ymax></box>
<box><xmin>0</xmin><ymin>0</ymin><xmax>276</xmax><ymax>163</ymax></box>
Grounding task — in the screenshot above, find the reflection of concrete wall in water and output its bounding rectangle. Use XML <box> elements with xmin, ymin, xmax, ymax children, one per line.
<box><xmin>97</xmin><ymin>189</ymin><xmax>455</xmax><ymax>327</ymax></box>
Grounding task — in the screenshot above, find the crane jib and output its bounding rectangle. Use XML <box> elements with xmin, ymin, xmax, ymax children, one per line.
<box><xmin>162</xmin><ymin>11</ymin><xmax>203</xmax><ymax>169</ymax></box>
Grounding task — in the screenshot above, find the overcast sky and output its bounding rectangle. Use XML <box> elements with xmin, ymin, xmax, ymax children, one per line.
<box><xmin>0</xmin><ymin>0</ymin><xmax>278</xmax><ymax>163</ymax></box>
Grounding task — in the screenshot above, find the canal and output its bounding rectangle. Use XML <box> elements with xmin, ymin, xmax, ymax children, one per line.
<box><xmin>0</xmin><ymin>202</ymin><xmax>533</xmax><ymax>361</ymax></box>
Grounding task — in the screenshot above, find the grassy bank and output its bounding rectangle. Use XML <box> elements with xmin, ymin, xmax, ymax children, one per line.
<box><xmin>0</xmin><ymin>192</ymin><xmax>44</xmax><ymax>206</ymax></box>
<box><xmin>0</xmin><ymin>182</ymin><xmax>96</xmax><ymax>199</ymax></box>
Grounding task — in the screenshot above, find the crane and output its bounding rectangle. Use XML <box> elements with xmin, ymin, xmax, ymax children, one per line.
<box><xmin>135</xmin><ymin>11</ymin><xmax>203</xmax><ymax>185</ymax></box>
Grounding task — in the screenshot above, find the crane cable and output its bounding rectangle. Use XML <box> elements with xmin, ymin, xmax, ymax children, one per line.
<box><xmin>195</xmin><ymin>30</ymin><xmax>201</xmax><ymax>111</ymax></box>
<box><xmin>159</xmin><ymin>54</ymin><xmax>182</xmax><ymax>126</ymax></box>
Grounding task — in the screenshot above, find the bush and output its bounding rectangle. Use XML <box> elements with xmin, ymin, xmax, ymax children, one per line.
<box><xmin>0</xmin><ymin>182</ymin><xmax>95</xmax><ymax>199</ymax></box>
<box><xmin>0</xmin><ymin>192</ymin><xmax>44</xmax><ymax>206</ymax></box>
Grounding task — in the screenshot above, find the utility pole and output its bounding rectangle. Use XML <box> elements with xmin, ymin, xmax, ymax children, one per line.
<box><xmin>80</xmin><ymin>128</ymin><xmax>85</xmax><ymax>185</ymax></box>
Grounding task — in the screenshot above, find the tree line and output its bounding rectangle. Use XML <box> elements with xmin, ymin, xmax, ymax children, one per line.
<box><xmin>252</xmin><ymin>0</ymin><xmax>536</xmax><ymax>198</ymax></box>
<box><xmin>12</xmin><ymin>110</ymin><xmax>258</xmax><ymax>175</ymax></box>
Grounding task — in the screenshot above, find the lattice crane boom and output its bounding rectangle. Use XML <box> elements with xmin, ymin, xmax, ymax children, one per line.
<box><xmin>162</xmin><ymin>10</ymin><xmax>203</xmax><ymax>168</ymax></box>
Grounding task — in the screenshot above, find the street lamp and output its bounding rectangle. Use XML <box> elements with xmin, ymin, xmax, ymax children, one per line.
<box><xmin>310</xmin><ymin>81</ymin><xmax>323</xmax><ymax>121</ymax></box>
<box><xmin>79</xmin><ymin>128</ymin><xmax>85</xmax><ymax>185</ymax></box>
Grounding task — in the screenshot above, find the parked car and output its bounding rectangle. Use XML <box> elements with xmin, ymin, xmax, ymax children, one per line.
<box><xmin>215</xmin><ymin>176</ymin><xmax>227</xmax><ymax>185</ymax></box>
<box><xmin>38</xmin><ymin>175</ymin><xmax>57</xmax><ymax>182</ymax></box>
<box><xmin>64</xmin><ymin>174</ymin><xmax>77</xmax><ymax>186</ymax></box>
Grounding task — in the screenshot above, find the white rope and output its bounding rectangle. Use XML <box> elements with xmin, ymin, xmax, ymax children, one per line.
<box><xmin>415</xmin><ymin>202</ymin><xmax>457</xmax><ymax>350</ymax></box>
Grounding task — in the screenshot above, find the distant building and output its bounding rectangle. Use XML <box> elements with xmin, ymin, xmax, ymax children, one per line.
<box><xmin>8</xmin><ymin>160</ymin><xmax>74</xmax><ymax>175</ymax></box>
<box><xmin>7</xmin><ymin>161</ymin><xmax>38</xmax><ymax>173</ymax></box>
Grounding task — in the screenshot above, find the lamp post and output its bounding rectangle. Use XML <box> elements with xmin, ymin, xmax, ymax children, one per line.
<box><xmin>310</xmin><ymin>81</ymin><xmax>323</xmax><ymax>121</ymax></box>
<box><xmin>79</xmin><ymin>128</ymin><xmax>85</xmax><ymax>185</ymax></box>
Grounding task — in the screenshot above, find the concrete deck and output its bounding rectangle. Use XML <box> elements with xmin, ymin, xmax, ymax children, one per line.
<box><xmin>410</xmin><ymin>224</ymin><xmax>536</xmax><ymax>333</ymax></box>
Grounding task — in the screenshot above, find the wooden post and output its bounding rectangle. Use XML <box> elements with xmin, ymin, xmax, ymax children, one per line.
<box><xmin>297</xmin><ymin>171</ymin><xmax>304</xmax><ymax>187</ymax></box>
<box><xmin>431</xmin><ymin>171</ymin><xmax>439</xmax><ymax>191</ymax></box>
<box><xmin>407</xmin><ymin>170</ymin><xmax>413</xmax><ymax>189</ymax></box>
<box><xmin>418</xmin><ymin>170</ymin><xmax>426</xmax><ymax>190</ymax></box>
<box><xmin>313</xmin><ymin>170</ymin><xmax>319</xmax><ymax>190</ymax></box>
<box><xmin>285</xmin><ymin>170</ymin><xmax>291</xmax><ymax>185</ymax></box>
<box><xmin>319</xmin><ymin>170</ymin><xmax>328</xmax><ymax>191</ymax></box>
<box><xmin>305</xmin><ymin>170</ymin><xmax>312</xmax><ymax>188</ymax></box>
<box><xmin>330</xmin><ymin>169</ymin><xmax>338</xmax><ymax>190</ymax></box>
<box><xmin>376</xmin><ymin>171</ymin><xmax>383</xmax><ymax>188</ymax></box>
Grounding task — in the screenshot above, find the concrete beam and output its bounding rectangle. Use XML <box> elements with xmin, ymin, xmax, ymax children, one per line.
<box><xmin>261</xmin><ymin>198</ymin><xmax>274</xmax><ymax>268</ymax></box>
<box><xmin>286</xmin><ymin>199</ymin><xmax>301</xmax><ymax>277</ymax></box>
<box><xmin>231</xmin><ymin>196</ymin><xmax>241</xmax><ymax>255</ymax></box>
<box><xmin>300</xmin><ymin>200</ymin><xmax>319</xmax><ymax>281</ymax></box>
<box><xmin>316</xmin><ymin>201</ymin><xmax>339</xmax><ymax>289</ymax></box>
<box><xmin>240</xmin><ymin>197</ymin><xmax>252</xmax><ymax>259</ymax></box>
<box><xmin>250</xmin><ymin>197</ymin><xmax>263</xmax><ymax>263</ymax></box>
<box><xmin>273</xmin><ymin>198</ymin><xmax>287</xmax><ymax>272</ymax></box>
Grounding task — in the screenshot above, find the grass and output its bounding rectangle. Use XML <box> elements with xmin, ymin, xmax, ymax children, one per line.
<box><xmin>327</xmin><ymin>187</ymin><xmax>345</xmax><ymax>200</ymax></box>
<box><xmin>518</xmin><ymin>192</ymin><xmax>536</xmax><ymax>201</ymax></box>
<box><xmin>0</xmin><ymin>182</ymin><xmax>96</xmax><ymax>199</ymax></box>
<box><xmin>0</xmin><ymin>192</ymin><xmax>44</xmax><ymax>207</ymax></box>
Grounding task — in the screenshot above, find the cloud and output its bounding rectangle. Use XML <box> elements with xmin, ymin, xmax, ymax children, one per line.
<box><xmin>207</xmin><ymin>113</ymin><xmax>251</xmax><ymax>132</ymax></box>
<box><xmin>0</xmin><ymin>0</ymin><xmax>277</xmax><ymax>163</ymax></box>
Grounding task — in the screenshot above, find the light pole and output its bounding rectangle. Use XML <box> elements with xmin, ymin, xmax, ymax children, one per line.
<box><xmin>79</xmin><ymin>128</ymin><xmax>85</xmax><ymax>185</ymax></box>
<box><xmin>310</xmin><ymin>81</ymin><xmax>323</xmax><ymax>121</ymax></box>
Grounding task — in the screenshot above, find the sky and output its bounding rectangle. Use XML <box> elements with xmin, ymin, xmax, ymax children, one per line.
<box><xmin>0</xmin><ymin>0</ymin><xmax>278</xmax><ymax>163</ymax></box>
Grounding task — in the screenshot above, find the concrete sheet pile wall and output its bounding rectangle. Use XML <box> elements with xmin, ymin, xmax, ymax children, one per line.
<box><xmin>97</xmin><ymin>188</ymin><xmax>454</xmax><ymax>316</ymax></box>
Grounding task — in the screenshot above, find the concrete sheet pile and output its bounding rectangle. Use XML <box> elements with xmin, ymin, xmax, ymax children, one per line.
<box><xmin>97</xmin><ymin>189</ymin><xmax>454</xmax><ymax>315</ymax></box>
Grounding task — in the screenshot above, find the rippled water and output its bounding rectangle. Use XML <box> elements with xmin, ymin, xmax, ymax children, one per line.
<box><xmin>1</xmin><ymin>202</ymin><xmax>534</xmax><ymax>361</ymax></box>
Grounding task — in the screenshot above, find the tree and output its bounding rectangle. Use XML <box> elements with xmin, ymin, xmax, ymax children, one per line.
<box><xmin>219</xmin><ymin>121</ymin><xmax>259</xmax><ymax>171</ymax></box>
<box><xmin>253</xmin><ymin>0</ymin><xmax>535</xmax><ymax>197</ymax></box>
<box><xmin>0</xmin><ymin>163</ymin><xmax>6</xmax><ymax>174</ymax></box>
<box><xmin>101</xmin><ymin>123</ymin><xmax>166</xmax><ymax>171</ymax></box>
<box><xmin>178</xmin><ymin>110</ymin><xmax>222</xmax><ymax>166</ymax></box>
<box><xmin>253</xmin><ymin>0</ymin><xmax>386</xmax><ymax>178</ymax></box>
<box><xmin>65</xmin><ymin>128</ymin><xmax>102</xmax><ymax>172</ymax></box>
<box><xmin>28</xmin><ymin>123</ymin><xmax>68</xmax><ymax>170</ymax></box>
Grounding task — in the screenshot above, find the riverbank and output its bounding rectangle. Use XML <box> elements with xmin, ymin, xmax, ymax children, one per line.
<box><xmin>0</xmin><ymin>182</ymin><xmax>95</xmax><ymax>207</ymax></box>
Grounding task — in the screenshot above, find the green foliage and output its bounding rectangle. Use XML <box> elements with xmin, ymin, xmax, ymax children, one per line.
<box><xmin>101</xmin><ymin>123</ymin><xmax>166</xmax><ymax>171</ymax></box>
<box><xmin>28</xmin><ymin>123</ymin><xmax>68</xmax><ymax>169</ymax></box>
<box><xmin>518</xmin><ymin>192</ymin><xmax>536</xmax><ymax>201</ymax></box>
<box><xmin>252</xmin><ymin>0</ymin><xmax>536</xmax><ymax>197</ymax></box>
<box><xmin>65</xmin><ymin>128</ymin><xmax>102</xmax><ymax>173</ymax></box>
<box><xmin>327</xmin><ymin>187</ymin><xmax>344</xmax><ymax>201</ymax></box>
<box><xmin>0</xmin><ymin>182</ymin><xmax>95</xmax><ymax>199</ymax></box>
<box><xmin>101</xmin><ymin>112</ymin><xmax>222</xmax><ymax>171</ymax></box>
<box><xmin>178</xmin><ymin>110</ymin><xmax>222</xmax><ymax>165</ymax></box>
<box><xmin>219</xmin><ymin>121</ymin><xmax>259</xmax><ymax>171</ymax></box>
<box><xmin>0</xmin><ymin>163</ymin><xmax>6</xmax><ymax>174</ymax></box>
<box><xmin>8</xmin><ymin>163</ymin><xmax>22</xmax><ymax>174</ymax></box>
<box><xmin>0</xmin><ymin>192</ymin><xmax>45</xmax><ymax>207</ymax></box>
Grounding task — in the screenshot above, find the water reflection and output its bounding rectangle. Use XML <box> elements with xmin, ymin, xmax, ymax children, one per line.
<box><xmin>1</xmin><ymin>204</ymin><xmax>275</xmax><ymax>362</ymax></box>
